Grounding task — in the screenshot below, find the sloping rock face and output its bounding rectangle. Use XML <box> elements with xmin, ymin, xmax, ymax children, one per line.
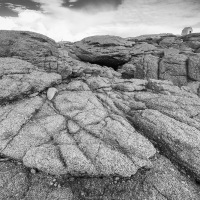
<box><xmin>0</xmin><ymin>31</ymin><xmax>200</xmax><ymax>199</ymax></box>
<box><xmin>72</xmin><ymin>33</ymin><xmax>200</xmax><ymax>89</ymax></box>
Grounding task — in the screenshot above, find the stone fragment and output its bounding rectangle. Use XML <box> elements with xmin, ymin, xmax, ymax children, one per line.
<box><xmin>47</xmin><ymin>87</ymin><xmax>58</xmax><ymax>100</ymax></box>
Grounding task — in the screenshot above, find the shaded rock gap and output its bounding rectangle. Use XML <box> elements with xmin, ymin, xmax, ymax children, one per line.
<box><xmin>56</xmin><ymin>146</ymin><xmax>68</xmax><ymax>169</ymax></box>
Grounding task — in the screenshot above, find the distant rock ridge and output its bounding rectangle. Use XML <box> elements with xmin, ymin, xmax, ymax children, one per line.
<box><xmin>69</xmin><ymin>33</ymin><xmax>200</xmax><ymax>89</ymax></box>
<box><xmin>0</xmin><ymin>30</ymin><xmax>200</xmax><ymax>199</ymax></box>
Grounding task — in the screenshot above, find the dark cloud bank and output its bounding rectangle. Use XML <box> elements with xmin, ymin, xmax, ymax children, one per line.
<box><xmin>0</xmin><ymin>0</ymin><xmax>123</xmax><ymax>17</ymax></box>
<box><xmin>0</xmin><ymin>0</ymin><xmax>41</xmax><ymax>17</ymax></box>
<box><xmin>62</xmin><ymin>0</ymin><xmax>123</xmax><ymax>11</ymax></box>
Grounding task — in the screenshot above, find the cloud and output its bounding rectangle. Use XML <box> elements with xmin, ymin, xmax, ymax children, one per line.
<box><xmin>62</xmin><ymin>0</ymin><xmax>122</xmax><ymax>12</ymax></box>
<box><xmin>0</xmin><ymin>0</ymin><xmax>41</xmax><ymax>17</ymax></box>
<box><xmin>68</xmin><ymin>0</ymin><xmax>78</xmax><ymax>2</ymax></box>
<box><xmin>0</xmin><ymin>0</ymin><xmax>200</xmax><ymax>42</ymax></box>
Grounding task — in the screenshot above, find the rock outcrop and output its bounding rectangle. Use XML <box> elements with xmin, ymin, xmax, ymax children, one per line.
<box><xmin>0</xmin><ymin>30</ymin><xmax>200</xmax><ymax>199</ymax></box>
<box><xmin>0</xmin><ymin>30</ymin><xmax>72</xmax><ymax>78</ymax></box>
<box><xmin>74</xmin><ymin>35</ymin><xmax>134</xmax><ymax>69</ymax></box>
<box><xmin>72</xmin><ymin>33</ymin><xmax>200</xmax><ymax>89</ymax></box>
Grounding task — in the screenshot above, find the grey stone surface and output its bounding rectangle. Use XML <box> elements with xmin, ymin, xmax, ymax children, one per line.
<box><xmin>159</xmin><ymin>53</ymin><xmax>188</xmax><ymax>86</ymax></box>
<box><xmin>0</xmin><ymin>58</ymin><xmax>62</xmax><ymax>103</ymax></box>
<box><xmin>128</xmin><ymin>54</ymin><xmax>159</xmax><ymax>79</ymax></box>
<box><xmin>0</xmin><ymin>162</ymin><xmax>29</xmax><ymax>200</ymax></box>
<box><xmin>1</xmin><ymin>30</ymin><xmax>200</xmax><ymax>199</ymax></box>
<box><xmin>188</xmin><ymin>54</ymin><xmax>200</xmax><ymax>81</ymax></box>
<box><xmin>0</xmin><ymin>30</ymin><xmax>72</xmax><ymax>79</ymax></box>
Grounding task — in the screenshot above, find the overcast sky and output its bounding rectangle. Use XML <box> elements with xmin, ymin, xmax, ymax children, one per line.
<box><xmin>0</xmin><ymin>0</ymin><xmax>200</xmax><ymax>42</ymax></box>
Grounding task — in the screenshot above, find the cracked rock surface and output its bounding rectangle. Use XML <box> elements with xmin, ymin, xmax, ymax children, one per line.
<box><xmin>0</xmin><ymin>58</ymin><xmax>61</xmax><ymax>103</ymax></box>
<box><xmin>0</xmin><ymin>30</ymin><xmax>200</xmax><ymax>199</ymax></box>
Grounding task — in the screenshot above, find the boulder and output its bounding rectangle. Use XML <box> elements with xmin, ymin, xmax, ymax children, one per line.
<box><xmin>2</xmin><ymin>155</ymin><xmax>199</xmax><ymax>200</ymax></box>
<box><xmin>0</xmin><ymin>30</ymin><xmax>72</xmax><ymax>78</ymax></box>
<box><xmin>74</xmin><ymin>35</ymin><xmax>133</xmax><ymax>68</ymax></box>
<box><xmin>0</xmin><ymin>30</ymin><xmax>58</xmax><ymax>69</ymax></box>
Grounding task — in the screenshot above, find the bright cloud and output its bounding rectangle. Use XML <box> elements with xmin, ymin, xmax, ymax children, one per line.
<box><xmin>0</xmin><ymin>0</ymin><xmax>200</xmax><ymax>42</ymax></box>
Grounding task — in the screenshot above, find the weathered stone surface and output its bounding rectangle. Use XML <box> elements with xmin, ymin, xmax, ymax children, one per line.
<box><xmin>146</xmin><ymin>79</ymin><xmax>198</xmax><ymax>98</ymax></box>
<box><xmin>182</xmin><ymin>81</ymin><xmax>200</xmax><ymax>96</ymax></box>
<box><xmin>118</xmin><ymin>63</ymin><xmax>136</xmax><ymax>79</ymax></box>
<box><xmin>127</xmin><ymin>54</ymin><xmax>159</xmax><ymax>79</ymax></box>
<box><xmin>58</xmin><ymin>44</ymin><xmax>121</xmax><ymax>79</ymax></box>
<box><xmin>159</xmin><ymin>36</ymin><xmax>183</xmax><ymax>48</ymax></box>
<box><xmin>129</xmin><ymin>109</ymin><xmax>200</xmax><ymax>181</ymax></box>
<box><xmin>0</xmin><ymin>31</ymin><xmax>72</xmax><ymax>79</ymax></box>
<box><xmin>0</xmin><ymin>162</ymin><xmax>29</xmax><ymax>200</ymax></box>
<box><xmin>159</xmin><ymin>53</ymin><xmax>188</xmax><ymax>86</ymax></box>
<box><xmin>1</xmin><ymin>155</ymin><xmax>199</xmax><ymax>200</ymax></box>
<box><xmin>0</xmin><ymin>97</ymin><xmax>44</xmax><ymax>153</ymax></box>
<box><xmin>57</xmin><ymin>41</ymin><xmax>81</xmax><ymax>61</ymax></box>
<box><xmin>2</xmin><ymin>30</ymin><xmax>200</xmax><ymax>199</ymax></box>
<box><xmin>182</xmin><ymin>33</ymin><xmax>200</xmax><ymax>51</ymax></box>
<box><xmin>74</xmin><ymin>35</ymin><xmax>133</xmax><ymax>68</ymax></box>
<box><xmin>134</xmin><ymin>92</ymin><xmax>200</xmax><ymax>130</ymax></box>
<box><xmin>69</xmin><ymin>155</ymin><xmax>200</xmax><ymax>200</ymax></box>
<box><xmin>0</xmin><ymin>30</ymin><xmax>58</xmax><ymax>68</ymax></box>
<box><xmin>188</xmin><ymin>54</ymin><xmax>200</xmax><ymax>81</ymax></box>
<box><xmin>127</xmin><ymin>33</ymin><xmax>175</xmax><ymax>43</ymax></box>
<box><xmin>130</xmin><ymin>43</ymin><xmax>157</xmax><ymax>55</ymax></box>
<box><xmin>0</xmin><ymin>58</ymin><xmax>62</xmax><ymax>103</ymax></box>
<box><xmin>24</xmin><ymin>173</ymin><xmax>73</xmax><ymax>200</ymax></box>
<box><xmin>135</xmin><ymin>156</ymin><xmax>200</xmax><ymax>200</ymax></box>
<box><xmin>0</xmin><ymin>78</ymin><xmax>155</xmax><ymax>177</ymax></box>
